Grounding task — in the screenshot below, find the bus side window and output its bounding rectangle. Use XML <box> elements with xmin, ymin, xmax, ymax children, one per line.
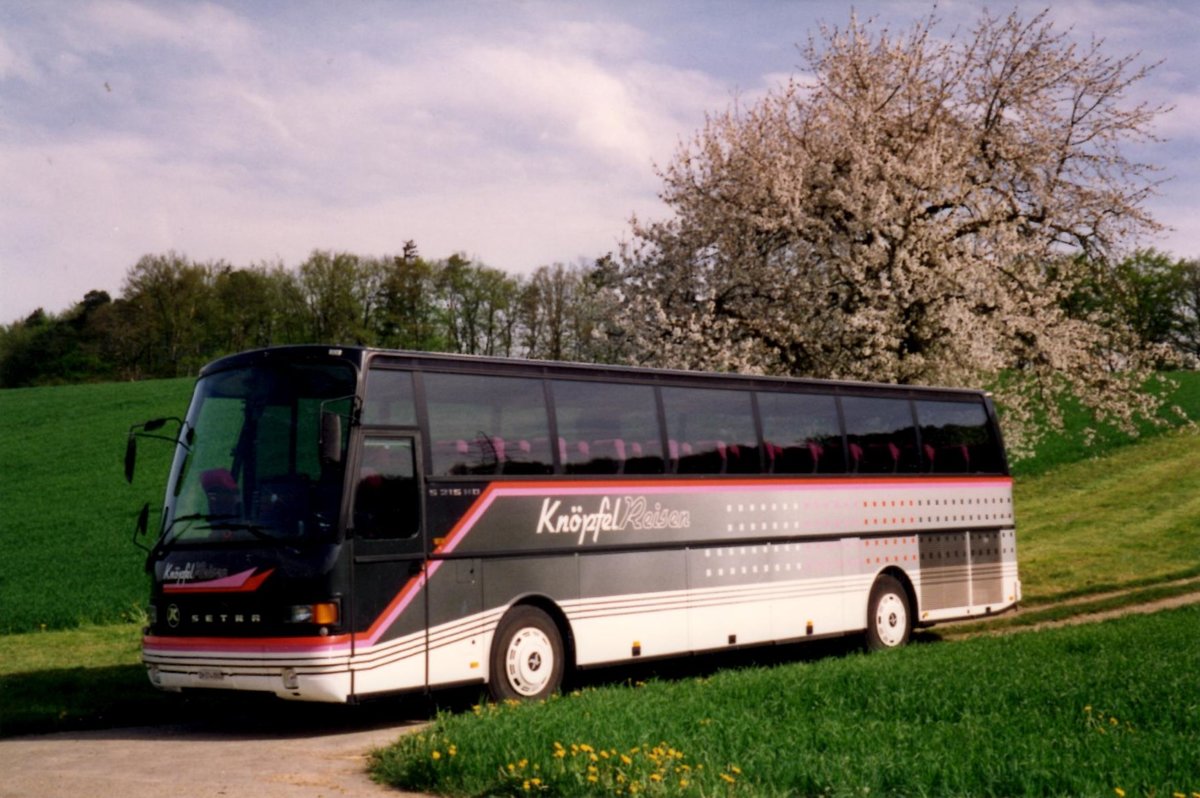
<box><xmin>915</xmin><ymin>399</ymin><xmax>1001</xmax><ymax>473</ymax></box>
<box><xmin>551</xmin><ymin>380</ymin><xmax>664</xmax><ymax>475</ymax></box>
<box><xmin>842</xmin><ymin>396</ymin><xmax>919</xmax><ymax>474</ymax></box>
<box><xmin>757</xmin><ymin>391</ymin><xmax>845</xmax><ymax>474</ymax></box>
<box><xmin>363</xmin><ymin>369</ymin><xmax>417</xmax><ymax>426</ymax></box>
<box><xmin>661</xmin><ymin>387</ymin><xmax>759</xmax><ymax>475</ymax></box>
<box><xmin>353</xmin><ymin>437</ymin><xmax>420</xmax><ymax>540</ymax></box>
<box><xmin>424</xmin><ymin>373</ymin><xmax>553</xmax><ymax>476</ymax></box>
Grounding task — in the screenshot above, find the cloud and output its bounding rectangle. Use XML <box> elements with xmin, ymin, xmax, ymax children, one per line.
<box><xmin>0</xmin><ymin>4</ymin><xmax>744</xmax><ymax>321</ymax></box>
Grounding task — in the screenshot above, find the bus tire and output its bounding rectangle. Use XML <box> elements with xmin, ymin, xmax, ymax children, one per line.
<box><xmin>488</xmin><ymin>605</ymin><xmax>564</xmax><ymax>702</ymax></box>
<box><xmin>865</xmin><ymin>574</ymin><xmax>911</xmax><ymax>651</ymax></box>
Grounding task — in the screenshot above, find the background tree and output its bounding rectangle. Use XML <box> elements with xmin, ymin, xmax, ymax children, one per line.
<box><xmin>374</xmin><ymin>243</ymin><xmax>446</xmax><ymax>351</ymax></box>
<box><xmin>120</xmin><ymin>252</ymin><xmax>221</xmax><ymax>378</ymax></box>
<box><xmin>1067</xmin><ymin>249</ymin><xmax>1194</xmax><ymax>369</ymax></box>
<box><xmin>1175</xmin><ymin>258</ymin><xmax>1200</xmax><ymax>362</ymax></box>
<box><xmin>616</xmin><ymin>9</ymin><xmax>1169</xmax><ymax>456</ymax></box>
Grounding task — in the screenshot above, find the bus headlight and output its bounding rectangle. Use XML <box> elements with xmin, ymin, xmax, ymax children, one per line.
<box><xmin>287</xmin><ymin>601</ymin><xmax>339</xmax><ymax>625</ymax></box>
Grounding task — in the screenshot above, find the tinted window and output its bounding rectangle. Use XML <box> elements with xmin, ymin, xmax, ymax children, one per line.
<box><xmin>552</xmin><ymin>381</ymin><xmax>665</xmax><ymax>474</ymax></box>
<box><xmin>424</xmin><ymin>373</ymin><xmax>552</xmax><ymax>476</ymax></box>
<box><xmin>915</xmin><ymin>399</ymin><xmax>1003</xmax><ymax>473</ymax></box>
<box><xmin>353</xmin><ymin>437</ymin><xmax>420</xmax><ymax>540</ymax></box>
<box><xmin>661</xmin><ymin>387</ymin><xmax>759</xmax><ymax>474</ymax></box>
<box><xmin>757</xmin><ymin>391</ymin><xmax>845</xmax><ymax>474</ymax></box>
<box><xmin>842</xmin><ymin>396</ymin><xmax>919</xmax><ymax>474</ymax></box>
<box><xmin>363</xmin><ymin>369</ymin><xmax>417</xmax><ymax>426</ymax></box>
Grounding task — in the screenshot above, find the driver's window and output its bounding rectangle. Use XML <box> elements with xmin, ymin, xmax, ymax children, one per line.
<box><xmin>353</xmin><ymin>437</ymin><xmax>420</xmax><ymax>540</ymax></box>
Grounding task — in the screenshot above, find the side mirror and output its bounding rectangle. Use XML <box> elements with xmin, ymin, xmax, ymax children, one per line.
<box><xmin>320</xmin><ymin>412</ymin><xmax>343</xmax><ymax>464</ymax></box>
<box><xmin>124</xmin><ymin>417</ymin><xmax>186</xmax><ymax>483</ymax></box>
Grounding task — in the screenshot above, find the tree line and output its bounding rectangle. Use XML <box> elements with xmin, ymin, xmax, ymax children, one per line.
<box><xmin>0</xmin><ymin>244</ymin><xmax>626</xmax><ymax>386</ymax></box>
<box><xmin>2</xmin><ymin>243</ymin><xmax>1196</xmax><ymax>390</ymax></box>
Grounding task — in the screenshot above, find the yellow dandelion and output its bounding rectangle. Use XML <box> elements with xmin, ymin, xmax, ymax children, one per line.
<box><xmin>720</xmin><ymin>772</ymin><xmax>736</xmax><ymax>784</ymax></box>
<box><xmin>431</xmin><ymin>750</ymin><xmax>441</xmax><ymax>761</ymax></box>
<box><xmin>680</xmin><ymin>779</ymin><xmax>689</xmax><ymax>788</ymax></box>
<box><xmin>1114</xmin><ymin>788</ymin><xmax>1126</xmax><ymax>798</ymax></box>
<box><xmin>587</xmin><ymin>775</ymin><xmax>598</xmax><ymax>783</ymax></box>
<box><xmin>621</xmin><ymin>754</ymin><xmax>633</xmax><ymax>766</ymax></box>
<box><xmin>448</xmin><ymin>745</ymin><xmax>458</xmax><ymax>757</ymax></box>
<box><xmin>731</xmin><ymin>765</ymin><xmax>742</xmax><ymax>775</ymax></box>
<box><xmin>649</xmin><ymin>773</ymin><xmax>662</xmax><ymax>783</ymax></box>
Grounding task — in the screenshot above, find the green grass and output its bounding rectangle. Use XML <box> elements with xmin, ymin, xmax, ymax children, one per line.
<box><xmin>0</xmin><ymin>623</ymin><xmax>165</xmax><ymax>736</ymax></box>
<box><xmin>0</xmin><ymin>378</ymin><xmax>192</xmax><ymax>633</ymax></box>
<box><xmin>1013</xmin><ymin>427</ymin><xmax>1200</xmax><ymax>602</ymax></box>
<box><xmin>371</xmin><ymin>605</ymin><xmax>1200</xmax><ymax>797</ymax></box>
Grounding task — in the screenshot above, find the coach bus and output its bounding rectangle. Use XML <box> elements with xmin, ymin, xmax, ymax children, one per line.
<box><xmin>124</xmin><ymin>345</ymin><xmax>1018</xmax><ymax>703</ymax></box>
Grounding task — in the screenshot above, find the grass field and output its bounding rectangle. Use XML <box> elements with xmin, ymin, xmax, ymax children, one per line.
<box><xmin>0</xmin><ymin>377</ymin><xmax>193</xmax><ymax>633</ymax></box>
<box><xmin>1015</xmin><ymin>427</ymin><xmax>1200</xmax><ymax>602</ymax></box>
<box><xmin>371</xmin><ymin>606</ymin><xmax>1200</xmax><ymax>797</ymax></box>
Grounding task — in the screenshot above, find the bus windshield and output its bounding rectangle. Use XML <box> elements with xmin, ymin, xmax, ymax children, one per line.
<box><xmin>160</xmin><ymin>361</ymin><xmax>356</xmax><ymax>547</ymax></box>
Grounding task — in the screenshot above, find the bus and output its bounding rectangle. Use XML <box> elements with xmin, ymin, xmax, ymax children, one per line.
<box><xmin>125</xmin><ymin>345</ymin><xmax>1019</xmax><ymax>703</ymax></box>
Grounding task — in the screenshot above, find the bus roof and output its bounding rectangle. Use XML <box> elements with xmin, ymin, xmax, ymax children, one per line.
<box><xmin>198</xmin><ymin>344</ymin><xmax>992</xmax><ymax>400</ymax></box>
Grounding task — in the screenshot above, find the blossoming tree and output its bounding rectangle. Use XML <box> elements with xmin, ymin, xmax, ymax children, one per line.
<box><xmin>617</xmin><ymin>9</ymin><xmax>1170</xmax><ymax>457</ymax></box>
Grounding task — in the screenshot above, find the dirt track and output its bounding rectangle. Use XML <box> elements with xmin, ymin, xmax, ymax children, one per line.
<box><xmin>4</xmin><ymin>591</ymin><xmax>1199</xmax><ymax>798</ymax></box>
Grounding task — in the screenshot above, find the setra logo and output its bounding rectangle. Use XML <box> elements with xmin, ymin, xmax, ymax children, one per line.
<box><xmin>166</xmin><ymin>604</ymin><xmax>181</xmax><ymax>628</ymax></box>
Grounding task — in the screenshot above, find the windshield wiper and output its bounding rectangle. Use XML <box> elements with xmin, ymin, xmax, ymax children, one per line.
<box><xmin>146</xmin><ymin>512</ymin><xmax>235</xmax><ymax>565</ymax></box>
<box><xmin>200</xmin><ymin>520</ymin><xmax>276</xmax><ymax>543</ymax></box>
<box><xmin>161</xmin><ymin>512</ymin><xmax>236</xmax><ymax>544</ymax></box>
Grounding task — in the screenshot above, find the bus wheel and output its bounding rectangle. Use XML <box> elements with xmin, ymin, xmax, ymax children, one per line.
<box><xmin>866</xmin><ymin>574</ymin><xmax>911</xmax><ymax>651</ymax></box>
<box><xmin>489</xmin><ymin>606</ymin><xmax>564</xmax><ymax>702</ymax></box>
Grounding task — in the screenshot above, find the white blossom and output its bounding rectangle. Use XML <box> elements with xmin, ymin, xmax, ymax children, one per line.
<box><xmin>616</xmin><ymin>9</ymin><xmax>1169</xmax><ymax>459</ymax></box>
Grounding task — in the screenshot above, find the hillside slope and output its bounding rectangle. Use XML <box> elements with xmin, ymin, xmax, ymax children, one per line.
<box><xmin>1013</xmin><ymin>427</ymin><xmax>1200</xmax><ymax>602</ymax></box>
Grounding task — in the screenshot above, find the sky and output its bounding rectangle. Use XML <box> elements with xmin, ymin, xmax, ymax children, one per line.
<box><xmin>2</xmin><ymin>0</ymin><xmax>1198</xmax><ymax>324</ymax></box>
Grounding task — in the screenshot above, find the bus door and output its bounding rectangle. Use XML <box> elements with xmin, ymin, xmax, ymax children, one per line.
<box><xmin>348</xmin><ymin>431</ymin><xmax>427</xmax><ymax>696</ymax></box>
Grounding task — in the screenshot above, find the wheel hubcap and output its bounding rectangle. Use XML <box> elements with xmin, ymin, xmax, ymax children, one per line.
<box><xmin>505</xmin><ymin>627</ymin><xmax>554</xmax><ymax>696</ymax></box>
<box><xmin>875</xmin><ymin>593</ymin><xmax>907</xmax><ymax>647</ymax></box>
